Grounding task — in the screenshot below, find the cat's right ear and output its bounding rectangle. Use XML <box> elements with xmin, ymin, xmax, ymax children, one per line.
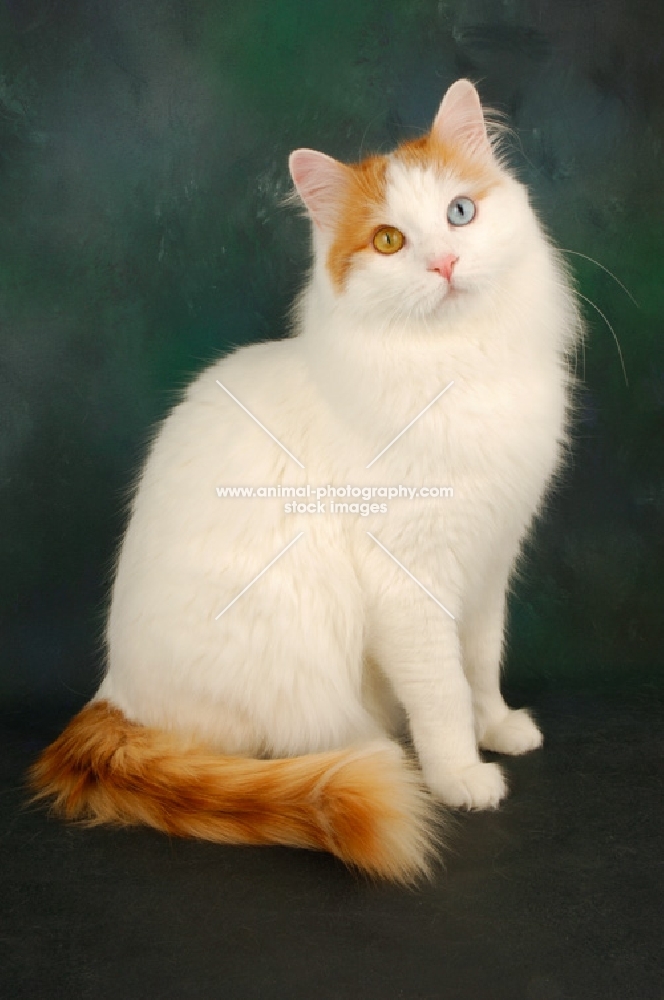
<box><xmin>288</xmin><ymin>149</ymin><xmax>350</xmax><ymax>231</ymax></box>
<box><xmin>432</xmin><ymin>80</ymin><xmax>493</xmax><ymax>161</ymax></box>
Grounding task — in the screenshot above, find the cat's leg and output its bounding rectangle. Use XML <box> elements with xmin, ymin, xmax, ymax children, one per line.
<box><xmin>461</xmin><ymin>579</ymin><xmax>542</xmax><ymax>755</ymax></box>
<box><xmin>369</xmin><ymin>598</ymin><xmax>506</xmax><ymax>810</ymax></box>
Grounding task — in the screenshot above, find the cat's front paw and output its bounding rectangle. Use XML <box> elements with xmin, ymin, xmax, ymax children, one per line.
<box><xmin>428</xmin><ymin>761</ymin><xmax>507</xmax><ymax>810</ymax></box>
<box><xmin>479</xmin><ymin>708</ymin><xmax>543</xmax><ymax>755</ymax></box>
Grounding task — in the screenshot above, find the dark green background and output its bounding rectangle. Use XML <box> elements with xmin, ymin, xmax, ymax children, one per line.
<box><xmin>1</xmin><ymin>0</ymin><xmax>663</xmax><ymax>713</ymax></box>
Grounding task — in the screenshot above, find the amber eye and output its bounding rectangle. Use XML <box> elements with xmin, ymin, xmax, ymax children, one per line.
<box><xmin>372</xmin><ymin>226</ymin><xmax>405</xmax><ymax>255</ymax></box>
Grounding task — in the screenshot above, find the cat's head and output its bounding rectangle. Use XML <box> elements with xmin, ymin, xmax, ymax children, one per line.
<box><xmin>289</xmin><ymin>80</ymin><xmax>538</xmax><ymax>325</ymax></box>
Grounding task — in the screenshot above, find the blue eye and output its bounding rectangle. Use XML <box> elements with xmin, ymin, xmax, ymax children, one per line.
<box><xmin>447</xmin><ymin>196</ymin><xmax>476</xmax><ymax>227</ymax></box>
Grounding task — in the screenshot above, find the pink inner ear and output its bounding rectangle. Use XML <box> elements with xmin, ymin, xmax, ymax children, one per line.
<box><xmin>431</xmin><ymin>79</ymin><xmax>492</xmax><ymax>159</ymax></box>
<box><xmin>288</xmin><ymin>149</ymin><xmax>349</xmax><ymax>230</ymax></box>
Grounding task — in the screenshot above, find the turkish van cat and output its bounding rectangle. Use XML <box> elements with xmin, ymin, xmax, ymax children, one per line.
<box><xmin>30</xmin><ymin>80</ymin><xmax>580</xmax><ymax>881</ymax></box>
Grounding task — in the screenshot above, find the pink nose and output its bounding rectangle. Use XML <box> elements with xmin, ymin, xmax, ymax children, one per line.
<box><xmin>428</xmin><ymin>253</ymin><xmax>458</xmax><ymax>282</ymax></box>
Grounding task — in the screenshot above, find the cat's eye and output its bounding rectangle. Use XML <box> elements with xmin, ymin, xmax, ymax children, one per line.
<box><xmin>372</xmin><ymin>226</ymin><xmax>405</xmax><ymax>255</ymax></box>
<box><xmin>447</xmin><ymin>197</ymin><xmax>476</xmax><ymax>227</ymax></box>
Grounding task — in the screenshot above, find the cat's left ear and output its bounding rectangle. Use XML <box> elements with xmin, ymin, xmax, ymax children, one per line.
<box><xmin>289</xmin><ymin>148</ymin><xmax>350</xmax><ymax>231</ymax></box>
<box><xmin>431</xmin><ymin>79</ymin><xmax>493</xmax><ymax>160</ymax></box>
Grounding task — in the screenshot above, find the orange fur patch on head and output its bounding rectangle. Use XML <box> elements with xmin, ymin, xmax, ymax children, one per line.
<box><xmin>325</xmin><ymin>131</ymin><xmax>502</xmax><ymax>290</ymax></box>
<box><xmin>396</xmin><ymin>133</ymin><xmax>503</xmax><ymax>198</ymax></box>
<box><xmin>327</xmin><ymin>154</ymin><xmax>388</xmax><ymax>289</ymax></box>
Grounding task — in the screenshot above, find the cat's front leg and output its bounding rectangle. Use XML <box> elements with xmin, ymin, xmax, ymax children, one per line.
<box><xmin>461</xmin><ymin>580</ymin><xmax>543</xmax><ymax>755</ymax></box>
<box><xmin>368</xmin><ymin>598</ymin><xmax>507</xmax><ymax>810</ymax></box>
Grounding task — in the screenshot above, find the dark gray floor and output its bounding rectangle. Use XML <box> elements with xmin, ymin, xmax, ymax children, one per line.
<box><xmin>2</xmin><ymin>692</ymin><xmax>662</xmax><ymax>1000</ymax></box>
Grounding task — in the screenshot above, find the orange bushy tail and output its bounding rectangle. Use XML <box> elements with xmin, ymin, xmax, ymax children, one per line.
<box><xmin>28</xmin><ymin>701</ymin><xmax>436</xmax><ymax>882</ymax></box>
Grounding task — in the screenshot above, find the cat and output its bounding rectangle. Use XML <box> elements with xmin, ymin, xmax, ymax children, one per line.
<box><xmin>30</xmin><ymin>80</ymin><xmax>581</xmax><ymax>882</ymax></box>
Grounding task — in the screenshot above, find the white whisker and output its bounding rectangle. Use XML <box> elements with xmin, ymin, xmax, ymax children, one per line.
<box><xmin>560</xmin><ymin>249</ymin><xmax>639</xmax><ymax>308</ymax></box>
<box><xmin>576</xmin><ymin>292</ymin><xmax>628</xmax><ymax>387</ymax></box>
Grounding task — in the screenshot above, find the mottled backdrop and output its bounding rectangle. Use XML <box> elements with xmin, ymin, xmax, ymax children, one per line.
<box><xmin>1</xmin><ymin>0</ymin><xmax>663</xmax><ymax>713</ymax></box>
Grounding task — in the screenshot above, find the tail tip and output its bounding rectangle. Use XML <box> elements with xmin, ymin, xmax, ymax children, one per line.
<box><xmin>316</xmin><ymin>740</ymin><xmax>442</xmax><ymax>884</ymax></box>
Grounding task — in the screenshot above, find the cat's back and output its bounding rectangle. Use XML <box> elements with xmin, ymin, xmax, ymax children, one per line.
<box><xmin>111</xmin><ymin>335</ymin><xmax>319</xmax><ymax>584</ymax></box>
<box><xmin>135</xmin><ymin>337</ymin><xmax>315</xmax><ymax>493</ymax></box>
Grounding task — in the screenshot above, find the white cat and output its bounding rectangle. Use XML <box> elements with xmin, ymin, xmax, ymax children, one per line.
<box><xmin>31</xmin><ymin>80</ymin><xmax>580</xmax><ymax>881</ymax></box>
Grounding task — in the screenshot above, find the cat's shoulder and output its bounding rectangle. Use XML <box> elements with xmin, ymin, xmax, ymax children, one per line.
<box><xmin>184</xmin><ymin>336</ymin><xmax>306</xmax><ymax>407</ymax></box>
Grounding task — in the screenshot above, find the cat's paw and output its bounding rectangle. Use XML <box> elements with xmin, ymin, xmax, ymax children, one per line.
<box><xmin>479</xmin><ymin>708</ymin><xmax>543</xmax><ymax>755</ymax></box>
<box><xmin>428</xmin><ymin>761</ymin><xmax>507</xmax><ymax>810</ymax></box>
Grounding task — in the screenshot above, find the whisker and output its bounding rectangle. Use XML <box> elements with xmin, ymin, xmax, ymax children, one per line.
<box><xmin>570</xmin><ymin>336</ymin><xmax>586</xmax><ymax>384</ymax></box>
<box><xmin>559</xmin><ymin>249</ymin><xmax>639</xmax><ymax>308</ymax></box>
<box><xmin>576</xmin><ymin>291</ymin><xmax>628</xmax><ymax>387</ymax></box>
<box><xmin>580</xmin><ymin>334</ymin><xmax>586</xmax><ymax>383</ymax></box>
<box><xmin>358</xmin><ymin>109</ymin><xmax>389</xmax><ymax>161</ymax></box>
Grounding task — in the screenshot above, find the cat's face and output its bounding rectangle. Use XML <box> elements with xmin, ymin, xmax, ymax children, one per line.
<box><xmin>290</xmin><ymin>80</ymin><xmax>536</xmax><ymax>325</ymax></box>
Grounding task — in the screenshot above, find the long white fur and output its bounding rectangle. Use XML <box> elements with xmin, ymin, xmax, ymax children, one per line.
<box><xmin>98</xmin><ymin>81</ymin><xmax>581</xmax><ymax>809</ymax></box>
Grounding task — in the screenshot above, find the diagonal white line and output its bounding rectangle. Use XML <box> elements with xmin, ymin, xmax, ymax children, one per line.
<box><xmin>215</xmin><ymin>532</ymin><xmax>304</xmax><ymax>620</ymax></box>
<box><xmin>215</xmin><ymin>380</ymin><xmax>305</xmax><ymax>469</ymax></box>
<box><xmin>366</xmin><ymin>532</ymin><xmax>456</xmax><ymax>620</ymax></box>
<box><xmin>365</xmin><ymin>380</ymin><xmax>454</xmax><ymax>468</ymax></box>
